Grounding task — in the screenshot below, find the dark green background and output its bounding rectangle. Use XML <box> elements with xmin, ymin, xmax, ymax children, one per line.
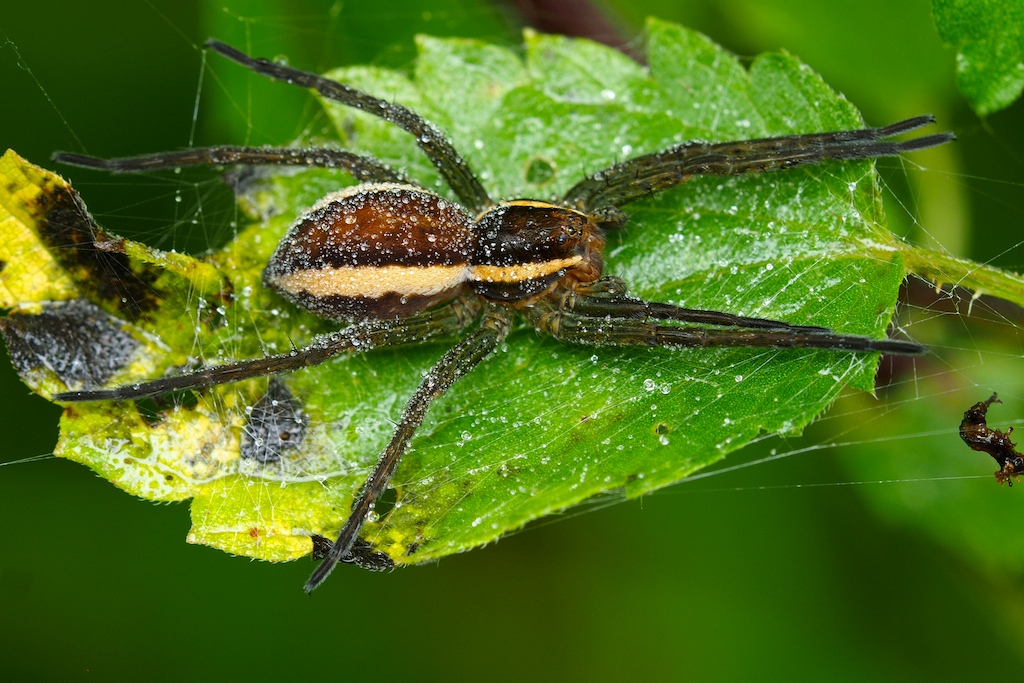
<box><xmin>2</xmin><ymin>1</ymin><xmax>1023</xmax><ymax>680</ymax></box>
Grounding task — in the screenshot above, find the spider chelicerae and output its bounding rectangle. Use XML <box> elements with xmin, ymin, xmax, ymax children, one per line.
<box><xmin>52</xmin><ymin>39</ymin><xmax>954</xmax><ymax>592</ymax></box>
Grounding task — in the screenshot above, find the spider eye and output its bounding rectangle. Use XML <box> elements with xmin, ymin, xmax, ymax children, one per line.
<box><xmin>556</xmin><ymin>225</ymin><xmax>577</xmax><ymax>245</ymax></box>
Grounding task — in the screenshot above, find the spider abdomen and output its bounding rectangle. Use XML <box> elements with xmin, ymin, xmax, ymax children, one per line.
<box><xmin>263</xmin><ymin>183</ymin><xmax>474</xmax><ymax>320</ymax></box>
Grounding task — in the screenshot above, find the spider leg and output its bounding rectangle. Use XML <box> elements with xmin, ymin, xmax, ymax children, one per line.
<box><xmin>574</xmin><ymin>276</ymin><xmax>629</xmax><ymax>296</ymax></box>
<box><xmin>52</xmin><ymin>297</ymin><xmax>481</xmax><ymax>402</ymax></box>
<box><xmin>563</xmin><ymin>115</ymin><xmax>955</xmax><ymax>212</ymax></box>
<box><xmin>53</xmin><ymin>146</ymin><xmax>407</xmax><ymax>184</ymax></box>
<box><xmin>304</xmin><ymin>305</ymin><xmax>513</xmax><ymax>593</ymax></box>
<box><xmin>524</xmin><ymin>296</ymin><xmax>924</xmax><ymax>355</ymax></box>
<box><xmin>205</xmin><ymin>40</ymin><xmax>494</xmax><ymax>214</ymax></box>
<box><xmin>566</xmin><ymin>291</ymin><xmax>831</xmax><ymax>333</ymax></box>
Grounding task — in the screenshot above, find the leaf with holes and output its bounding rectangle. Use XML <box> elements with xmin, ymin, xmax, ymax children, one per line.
<box><xmin>2</xmin><ymin>19</ymin><xmax>1020</xmax><ymax>568</ymax></box>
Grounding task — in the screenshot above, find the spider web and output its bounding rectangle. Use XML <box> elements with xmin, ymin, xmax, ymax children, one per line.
<box><xmin>2</xmin><ymin>4</ymin><xmax>1024</xmax><ymax>667</ymax></box>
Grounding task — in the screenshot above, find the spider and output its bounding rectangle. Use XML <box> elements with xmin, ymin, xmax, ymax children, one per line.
<box><xmin>52</xmin><ymin>39</ymin><xmax>954</xmax><ymax>592</ymax></box>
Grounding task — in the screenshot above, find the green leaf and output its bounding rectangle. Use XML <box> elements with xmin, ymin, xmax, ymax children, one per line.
<box><xmin>2</xmin><ymin>19</ymin><xmax>1014</xmax><ymax>568</ymax></box>
<box><xmin>933</xmin><ymin>0</ymin><xmax>1024</xmax><ymax>116</ymax></box>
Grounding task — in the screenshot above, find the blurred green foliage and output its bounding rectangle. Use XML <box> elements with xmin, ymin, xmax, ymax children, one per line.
<box><xmin>933</xmin><ymin>0</ymin><xmax>1024</xmax><ymax>115</ymax></box>
<box><xmin>2</xmin><ymin>1</ymin><xmax>1023</xmax><ymax>681</ymax></box>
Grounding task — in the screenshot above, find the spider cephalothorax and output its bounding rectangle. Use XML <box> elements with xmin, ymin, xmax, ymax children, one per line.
<box><xmin>52</xmin><ymin>39</ymin><xmax>953</xmax><ymax>592</ymax></box>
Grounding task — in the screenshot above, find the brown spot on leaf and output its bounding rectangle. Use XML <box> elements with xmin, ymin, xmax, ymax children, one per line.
<box><xmin>33</xmin><ymin>181</ymin><xmax>159</xmax><ymax>319</ymax></box>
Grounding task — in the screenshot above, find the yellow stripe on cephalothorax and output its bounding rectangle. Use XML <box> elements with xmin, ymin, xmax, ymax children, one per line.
<box><xmin>469</xmin><ymin>256</ymin><xmax>583</xmax><ymax>284</ymax></box>
<box><xmin>269</xmin><ymin>264</ymin><xmax>470</xmax><ymax>299</ymax></box>
<box><xmin>473</xmin><ymin>199</ymin><xmax>588</xmax><ymax>222</ymax></box>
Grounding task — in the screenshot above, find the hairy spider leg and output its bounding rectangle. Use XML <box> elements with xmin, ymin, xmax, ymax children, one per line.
<box><xmin>567</xmin><ymin>290</ymin><xmax>834</xmax><ymax>333</ymax></box>
<box><xmin>570</xmin><ymin>278</ymin><xmax>853</xmax><ymax>335</ymax></box>
<box><xmin>205</xmin><ymin>40</ymin><xmax>494</xmax><ymax>214</ymax></box>
<box><xmin>564</xmin><ymin>115</ymin><xmax>955</xmax><ymax>211</ymax></box>
<box><xmin>304</xmin><ymin>306</ymin><xmax>513</xmax><ymax>592</ymax></box>
<box><xmin>52</xmin><ymin>298</ymin><xmax>481</xmax><ymax>401</ymax></box>
<box><xmin>54</xmin><ymin>146</ymin><xmax>408</xmax><ymax>184</ymax></box>
<box><xmin>527</xmin><ymin>296</ymin><xmax>924</xmax><ymax>355</ymax></box>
